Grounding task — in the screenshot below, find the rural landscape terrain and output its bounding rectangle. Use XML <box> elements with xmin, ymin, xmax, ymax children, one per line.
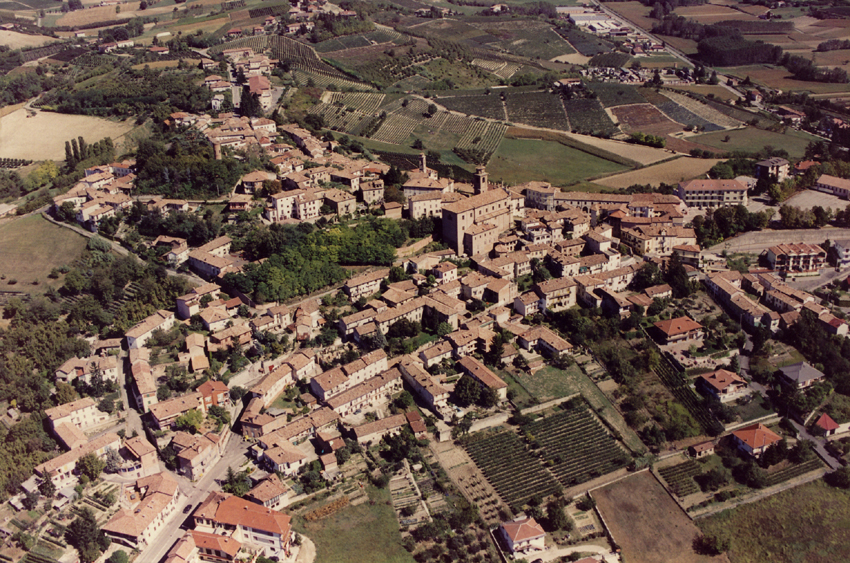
<box><xmin>0</xmin><ymin>0</ymin><xmax>850</xmax><ymax>562</ymax></box>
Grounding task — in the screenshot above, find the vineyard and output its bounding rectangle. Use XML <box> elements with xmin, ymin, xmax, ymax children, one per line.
<box><xmin>504</xmin><ymin>91</ymin><xmax>570</xmax><ymax>131</ymax></box>
<box><xmin>208</xmin><ymin>35</ymin><xmax>269</xmax><ymax>55</ymax></box>
<box><xmin>658</xmin><ymin>460</ymin><xmax>701</xmax><ymax>497</ymax></box>
<box><xmin>247</xmin><ymin>3</ymin><xmax>289</xmax><ymax>19</ymax></box>
<box><xmin>308</xmin><ymin>103</ymin><xmax>374</xmax><ymax>134</ymax></box>
<box><xmin>370</xmin><ymin>113</ymin><xmax>421</xmax><ymax>144</ymax></box>
<box><xmin>660</xmin><ymin>90</ymin><xmax>741</xmax><ymax>129</ymax></box>
<box><xmin>0</xmin><ymin>158</ymin><xmax>33</xmax><ymax>169</ymax></box>
<box><xmin>563</xmin><ymin>98</ymin><xmax>616</xmax><ymax>135</ymax></box>
<box><xmin>464</xmin><ymin>431</ymin><xmax>560</xmax><ymax>510</ymax></box>
<box><xmin>371</xmin><ymin>150</ymin><xmax>476</xmax><ymax>183</ymax></box>
<box><xmin>456</xmin><ymin>120</ymin><xmax>507</xmax><ymax>156</ymax></box>
<box><xmin>323</xmin><ymin>91</ymin><xmax>385</xmax><ymax>114</ymax></box>
<box><xmin>588</xmin><ymin>83</ymin><xmax>647</xmax><ymax>108</ymax></box>
<box><xmin>293</xmin><ymin>70</ymin><xmax>372</xmax><ymax>91</ymax></box>
<box><xmin>764</xmin><ymin>458</ymin><xmax>823</xmax><ymax>487</ymax></box>
<box><xmin>44</xmin><ymin>46</ymin><xmax>88</xmax><ymax>64</ymax></box>
<box><xmin>557</xmin><ymin>28</ymin><xmax>614</xmax><ymax>57</ymax></box>
<box><xmin>526</xmin><ymin>405</ymin><xmax>631</xmax><ymax>487</ymax></box>
<box><xmin>654</xmin><ymin>351</ymin><xmax>723</xmax><ymax>435</ymax></box>
<box><xmin>20</xmin><ymin>42</ymin><xmax>66</xmax><ymax>63</ymax></box>
<box><xmin>437</xmin><ymin>93</ymin><xmax>506</xmax><ymax>121</ymax></box>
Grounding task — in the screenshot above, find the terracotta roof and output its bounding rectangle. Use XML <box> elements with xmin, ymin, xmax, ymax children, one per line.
<box><xmin>247</xmin><ymin>474</ymin><xmax>288</xmax><ymax>503</ymax></box>
<box><xmin>45</xmin><ymin>397</ymin><xmax>96</xmax><ymax>421</ymax></box>
<box><xmin>195</xmin><ymin>491</ymin><xmax>292</xmax><ymax>536</ymax></box>
<box><xmin>816</xmin><ymin>413</ymin><xmax>840</xmax><ymax>432</ymax></box>
<box><xmin>457</xmin><ymin>356</ymin><xmax>507</xmax><ymax>390</ymax></box>
<box><xmin>699</xmin><ymin>369</ymin><xmax>745</xmax><ymax>392</ymax></box>
<box><xmin>352</xmin><ymin>413</ymin><xmax>407</xmax><ymax>440</ymax></box>
<box><xmin>500</xmin><ymin>517</ymin><xmax>545</xmax><ymax>542</ymax></box>
<box><xmin>190</xmin><ymin>530</ymin><xmax>241</xmax><ymax>557</ymax></box>
<box><xmin>653</xmin><ymin>316</ymin><xmax>703</xmax><ymax>337</ymax></box>
<box><xmin>679</xmin><ymin>179</ymin><xmax>747</xmax><ymax>192</ymax></box>
<box><xmin>732</xmin><ymin>423</ymin><xmax>781</xmax><ymax>450</ymax></box>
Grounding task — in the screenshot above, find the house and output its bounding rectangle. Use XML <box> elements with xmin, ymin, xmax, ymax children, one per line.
<box><xmin>54</xmin><ymin>355</ymin><xmax>118</xmax><ymax>385</ymax></box>
<box><xmin>170</xmin><ymin>431</ymin><xmax>222</xmax><ymax>481</ymax></box>
<box><xmin>778</xmin><ymin>362</ymin><xmax>825</xmax><ymax>390</ymax></box>
<box><xmin>498</xmin><ymin>517</ymin><xmax>546</xmax><ymax>554</ymax></box>
<box><xmin>652</xmin><ymin>316</ymin><xmax>703</xmax><ymax>345</ymax></box>
<box><xmin>149</xmin><ymin>393</ymin><xmax>205</xmax><ymax>430</ymax></box>
<box><xmin>343</xmin><ymin>268</ymin><xmax>390</xmax><ymax>301</ymax></box>
<box><xmin>814</xmin><ymin>413</ymin><xmax>841</xmax><ymax>437</ymax></box>
<box><xmin>121</xmin><ymin>436</ymin><xmax>160</xmax><ymax>479</ymax></box>
<box><xmin>755</xmin><ymin>157</ymin><xmax>789</xmax><ymax>182</ymax></box>
<box><xmin>34</xmin><ymin>433</ymin><xmax>121</xmax><ymax>488</ymax></box>
<box><xmin>245</xmin><ymin>474</ymin><xmax>291</xmax><ymax>510</ymax></box>
<box><xmin>516</xmin><ymin>325</ymin><xmax>573</xmax><ymax>358</ymax></box>
<box><xmin>399</xmin><ymin>358</ymin><xmax>450</xmax><ymax>417</ymax></box>
<box><xmin>326</xmin><ymin>368</ymin><xmax>404</xmax><ymax>416</ymax></box>
<box><xmin>351</xmin><ymin>413</ymin><xmax>408</xmax><ymax>444</ymax></box>
<box><xmin>442</xmin><ymin>185</ymin><xmax>513</xmax><ymax>256</ymax></box>
<box><xmin>125</xmin><ymin>310</ymin><xmax>176</xmax><ymax>349</ymax></box>
<box><xmin>688</xmin><ymin>441</ymin><xmax>715</xmax><ymax>458</ymax></box>
<box><xmin>45</xmin><ymin>397</ymin><xmax>108</xmax><ymax>437</ymax></box>
<box><xmin>260</xmin><ymin>441</ymin><xmax>307</xmax><ymax>475</ymax></box>
<box><xmin>193</xmin><ymin>492</ymin><xmax>292</xmax><ymax>557</ymax></box>
<box><xmin>198</xmin><ymin>380</ymin><xmax>230</xmax><ymax>409</ymax></box>
<box><xmin>102</xmin><ymin>472</ymin><xmax>182</xmax><ymax>549</ymax></box>
<box><xmin>731</xmin><ymin>423</ymin><xmax>781</xmax><ymax>458</ymax></box>
<box><xmin>697</xmin><ymin>369</ymin><xmax>747</xmax><ymax>402</ymax></box>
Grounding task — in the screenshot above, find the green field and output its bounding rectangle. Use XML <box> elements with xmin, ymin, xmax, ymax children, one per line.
<box><xmin>698</xmin><ymin>480</ymin><xmax>850</xmax><ymax>563</ymax></box>
<box><xmin>0</xmin><ymin>214</ymin><xmax>88</xmax><ymax>293</ymax></box>
<box><xmin>689</xmin><ymin>127</ymin><xmax>820</xmax><ymax>159</ymax></box>
<box><xmin>487</xmin><ymin>138</ymin><xmax>628</xmax><ymax>186</ymax></box>
<box><xmin>294</xmin><ymin>486</ymin><xmax>414</xmax><ymax>563</ymax></box>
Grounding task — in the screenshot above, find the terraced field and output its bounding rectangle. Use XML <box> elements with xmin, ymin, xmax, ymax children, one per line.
<box><xmin>504</xmin><ymin>91</ymin><xmax>570</xmax><ymax>131</ymax></box>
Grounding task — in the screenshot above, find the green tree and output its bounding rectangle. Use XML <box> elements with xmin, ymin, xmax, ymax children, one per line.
<box><xmin>453</xmin><ymin>375</ymin><xmax>480</xmax><ymax>407</ymax></box>
<box><xmin>175</xmin><ymin>409</ymin><xmax>204</xmax><ymax>433</ymax></box>
<box><xmin>76</xmin><ymin>452</ymin><xmax>105</xmax><ymax>482</ymax></box>
<box><xmin>39</xmin><ymin>478</ymin><xmax>56</xmax><ymax>499</ymax></box>
<box><xmin>665</xmin><ymin>251</ymin><xmax>693</xmax><ymax>298</ymax></box>
<box><xmin>108</xmin><ymin>550</ymin><xmax>129</xmax><ymax>563</ymax></box>
<box><xmin>65</xmin><ymin>507</ymin><xmax>103</xmax><ymax>563</ymax></box>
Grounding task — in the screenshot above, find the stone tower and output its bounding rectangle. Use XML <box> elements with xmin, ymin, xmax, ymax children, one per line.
<box><xmin>474</xmin><ymin>166</ymin><xmax>489</xmax><ymax>195</ymax></box>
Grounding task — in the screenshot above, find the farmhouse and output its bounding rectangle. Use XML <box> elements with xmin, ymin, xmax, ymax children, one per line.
<box><xmin>498</xmin><ymin>517</ymin><xmax>546</xmax><ymax>554</ymax></box>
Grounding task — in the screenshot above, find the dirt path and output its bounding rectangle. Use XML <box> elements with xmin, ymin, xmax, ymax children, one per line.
<box><xmin>294</xmin><ymin>536</ymin><xmax>316</xmax><ymax>563</ymax></box>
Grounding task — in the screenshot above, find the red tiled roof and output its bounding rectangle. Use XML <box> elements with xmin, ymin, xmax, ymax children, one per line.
<box><xmin>500</xmin><ymin>517</ymin><xmax>545</xmax><ymax>542</ymax></box>
<box><xmin>653</xmin><ymin>316</ymin><xmax>703</xmax><ymax>337</ymax></box>
<box><xmin>732</xmin><ymin>423</ymin><xmax>781</xmax><ymax>450</ymax></box>
<box><xmin>816</xmin><ymin>413</ymin><xmax>839</xmax><ymax>431</ymax></box>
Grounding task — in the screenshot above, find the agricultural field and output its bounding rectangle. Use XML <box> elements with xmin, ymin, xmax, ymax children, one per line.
<box><xmin>588</xmin><ymin>83</ymin><xmax>646</xmax><ymax>108</ymax></box>
<box><xmin>504</xmin><ymin>91</ymin><xmax>570</xmax><ymax>131</ymax></box>
<box><xmin>698</xmin><ymin>480</ymin><xmax>850</xmax><ymax>563</ymax></box>
<box><xmin>436</xmin><ymin>93</ymin><xmax>506</xmax><ymax>121</ymax></box>
<box><xmin>293</xmin><ymin>486</ymin><xmax>414</xmax><ymax>563</ymax></box>
<box><xmin>718</xmin><ymin>64</ymin><xmax>850</xmax><ymax>94</ymax></box>
<box><xmin>487</xmin><ymin>138</ymin><xmax>628</xmax><ymax>186</ymax></box>
<box><xmin>557</xmin><ymin>27</ymin><xmax>615</xmax><ymax>57</ymax></box>
<box><xmin>527</xmin><ymin>405</ymin><xmax>631</xmax><ymax>487</ymax></box>
<box><xmin>657</xmin><ymin>460</ymin><xmax>701</xmax><ymax>497</ymax></box>
<box><xmin>563</xmin><ymin>97</ymin><xmax>616</xmax><ymax>135</ymax></box>
<box><xmin>456</xmin><ymin>120</ymin><xmax>507</xmax><ymax>156</ymax></box>
<box><xmin>463</xmin><ymin>430</ymin><xmax>560</xmax><ymax>510</ymax></box>
<box><xmin>612</xmin><ymin>103</ymin><xmax>682</xmax><ymax>136</ymax></box>
<box><xmin>371</xmin><ymin>114</ymin><xmax>422</xmax><ymax>145</ymax></box>
<box><xmin>594</xmin><ymin>157</ymin><xmax>722</xmax><ymax>189</ymax></box>
<box><xmin>667</xmin><ymin>84</ymin><xmax>740</xmax><ymax>103</ymax></box>
<box><xmin>490</xmin><ymin>26</ymin><xmax>576</xmax><ymax>60</ymax></box>
<box><xmin>0</xmin><ymin>30</ymin><xmax>57</xmax><ymax>49</ymax></box>
<box><xmin>660</xmin><ymin>90</ymin><xmax>742</xmax><ymax>129</ymax></box>
<box><xmin>471</xmin><ymin>58</ymin><xmax>521</xmax><ymax>80</ymax></box>
<box><xmin>55</xmin><ymin>5</ymin><xmax>137</xmax><ymax>26</ymax></box>
<box><xmin>689</xmin><ymin>127</ymin><xmax>820</xmax><ymax>159</ymax></box>
<box><xmin>0</xmin><ymin>109</ymin><xmax>135</xmax><ymax>161</ymax></box>
<box><xmin>595</xmin><ymin>471</ymin><xmax>726</xmax><ymax>563</ymax></box>
<box><xmin>675</xmin><ymin>4</ymin><xmax>759</xmax><ymax>24</ymax></box>
<box><xmin>0</xmin><ymin>215</ymin><xmax>88</xmax><ymax>293</ymax></box>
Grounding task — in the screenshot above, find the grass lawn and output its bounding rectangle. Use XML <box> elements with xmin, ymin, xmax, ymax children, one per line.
<box><xmin>730</xmin><ymin>395</ymin><xmax>774</xmax><ymax>423</ymax></box>
<box><xmin>521</xmin><ymin>364</ymin><xmax>582</xmax><ymax>403</ymax></box>
<box><xmin>689</xmin><ymin>127</ymin><xmax>819</xmax><ymax>159</ymax></box>
<box><xmin>496</xmin><ymin>368</ymin><xmax>535</xmax><ymax>410</ymax></box>
<box><xmin>698</xmin><ymin>480</ymin><xmax>850</xmax><ymax>563</ymax></box>
<box><xmin>0</xmin><ymin>214</ymin><xmax>88</xmax><ymax>293</ymax></box>
<box><xmin>293</xmin><ymin>486</ymin><xmax>414</xmax><ymax>563</ymax></box>
<box><xmin>487</xmin><ymin>138</ymin><xmax>627</xmax><ymax>186</ymax></box>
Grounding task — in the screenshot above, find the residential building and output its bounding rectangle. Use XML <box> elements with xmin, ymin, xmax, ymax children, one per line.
<box><xmin>516</xmin><ymin>326</ymin><xmax>573</xmax><ymax>358</ymax></box>
<box><xmin>54</xmin><ymin>355</ymin><xmax>118</xmax><ymax>385</ymax></box>
<box><xmin>398</xmin><ymin>357</ymin><xmax>450</xmax><ymax>417</ymax></box>
<box><xmin>34</xmin><ymin>433</ymin><xmax>121</xmax><ymax>487</ymax></box>
<box><xmin>697</xmin><ymin>369</ymin><xmax>748</xmax><ymax>402</ymax></box>
<box><xmin>755</xmin><ymin>157</ymin><xmax>789</xmax><ymax>182</ymax></box>
<box><xmin>102</xmin><ymin>472</ymin><xmax>182</xmax><ymax>549</ymax></box>
<box><xmin>193</xmin><ymin>492</ymin><xmax>292</xmax><ymax>557</ymax></box>
<box><xmin>198</xmin><ymin>380</ymin><xmax>230</xmax><ymax>410</ymax></box>
<box><xmin>326</xmin><ymin>368</ymin><xmax>404</xmax><ymax>416</ymax></box>
<box><xmin>456</xmin><ymin>356</ymin><xmax>507</xmax><ymax>401</ymax></box>
<box><xmin>45</xmin><ymin>397</ymin><xmax>108</xmax><ymax>437</ymax></box>
<box><xmin>442</xmin><ymin>187</ymin><xmax>513</xmax><ymax>256</ymax></box>
<box><xmin>814</xmin><ymin>174</ymin><xmax>850</xmax><ymax>199</ymax></box>
<box><xmin>149</xmin><ymin>393</ymin><xmax>205</xmax><ymax>430</ymax></box>
<box><xmin>498</xmin><ymin>517</ymin><xmax>546</xmax><ymax>555</ymax></box>
<box><xmin>765</xmin><ymin>243</ymin><xmax>826</xmax><ymax>278</ymax></box>
<box><xmin>121</xmin><ymin>436</ymin><xmax>160</xmax><ymax>479</ymax></box>
<box><xmin>779</xmin><ymin>362</ymin><xmax>825</xmax><ymax>390</ymax></box>
<box><xmin>731</xmin><ymin>423</ymin><xmax>781</xmax><ymax>458</ymax></box>
<box><xmin>351</xmin><ymin>413</ymin><xmax>408</xmax><ymax>444</ymax></box>
<box><xmin>676</xmin><ymin>179</ymin><xmax>748</xmax><ymax>209</ymax></box>
<box><xmin>245</xmin><ymin>474</ymin><xmax>291</xmax><ymax>510</ymax></box>
<box><xmin>833</xmin><ymin>239</ymin><xmax>850</xmax><ymax>269</ymax></box>
<box><xmin>125</xmin><ymin>310</ymin><xmax>176</xmax><ymax>349</ymax></box>
<box><xmin>652</xmin><ymin>316</ymin><xmax>703</xmax><ymax>344</ymax></box>
<box><xmin>343</xmin><ymin>268</ymin><xmax>390</xmax><ymax>301</ymax></box>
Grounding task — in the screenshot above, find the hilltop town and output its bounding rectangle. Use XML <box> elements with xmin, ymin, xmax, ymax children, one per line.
<box><xmin>2</xmin><ymin>0</ymin><xmax>850</xmax><ymax>563</ymax></box>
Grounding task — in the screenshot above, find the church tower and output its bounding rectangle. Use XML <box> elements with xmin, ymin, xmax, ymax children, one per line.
<box><xmin>474</xmin><ymin>166</ymin><xmax>489</xmax><ymax>195</ymax></box>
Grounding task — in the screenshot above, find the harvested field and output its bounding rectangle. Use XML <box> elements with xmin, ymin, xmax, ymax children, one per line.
<box><xmin>718</xmin><ymin>64</ymin><xmax>850</xmax><ymax>94</ymax></box>
<box><xmin>559</xmin><ymin>131</ymin><xmax>672</xmax><ymax>165</ymax></box>
<box><xmin>594</xmin><ymin>471</ymin><xmax>728</xmax><ymax>563</ymax></box>
<box><xmin>601</xmin><ymin>1</ymin><xmax>655</xmax><ymax>34</ymax></box>
<box><xmin>611</xmin><ymin>103</ymin><xmax>681</xmax><ymax>132</ymax></box>
<box><xmin>0</xmin><ymin>30</ymin><xmax>57</xmax><ymax>49</ymax></box>
<box><xmin>594</xmin><ymin>157</ymin><xmax>722</xmax><ymax>189</ymax></box>
<box><xmin>667</xmin><ymin>84</ymin><xmax>739</xmax><ymax>102</ymax></box>
<box><xmin>675</xmin><ymin>4</ymin><xmax>758</xmax><ymax>23</ymax></box>
<box><xmin>56</xmin><ymin>5</ymin><xmax>136</xmax><ymax>26</ymax></box>
<box><xmin>0</xmin><ymin>109</ymin><xmax>134</xmax><ymax>161</ymax></box>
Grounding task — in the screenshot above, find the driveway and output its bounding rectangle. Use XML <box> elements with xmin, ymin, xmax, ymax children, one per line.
<box><xmin>534</xmin><ymin>543</ymin><xmax>619</xmax><ymax>562</ymax></box>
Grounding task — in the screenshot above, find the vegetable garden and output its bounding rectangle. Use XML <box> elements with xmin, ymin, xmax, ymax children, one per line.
<box><xmin>526</xmin><ymin>404</ymin><xmax>631</xmax><ymax>487</ymax></box>
<box><xmin>504</xmin><ymin>91</ymin><xmax>570</xmax><ymax>131</ymax></box>
<box><xmin>658</xmin><ymin>460</ymin><xmax>701</xmax><ymax>497</ymax></box>
<box><xmin>464</xmin><ymin>430</ymin><xmax>560</xmax><ymax>510</ymax></box>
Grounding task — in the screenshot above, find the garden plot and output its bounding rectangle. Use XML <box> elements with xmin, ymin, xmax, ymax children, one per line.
<box><xmin>657</xmin><ymin>460</ymin><xmax>701</xmax><ymax>498</ymax></box>
<box><xmin>660</xmin><ymin>90</ymin><xmax>741</xmax><ymax>129</ymax></box>
<box><xmin>526</xmin><ymin>405</ymin><xmax>631</xmax><ymax>487</ymax></box>
<box><xmin>464</xmin><ymin>431</ymin><xmax>560</xmax><ymax>511</ymax></box>
<box><xmin>390</xmin><ymin>474</ymin><xmax>430</xmax><ymax>527</ymax></box>
<box><xmin>504</xmin><ymin>91</ymin><xmax>570</xmax><ymax>131</ymax></box>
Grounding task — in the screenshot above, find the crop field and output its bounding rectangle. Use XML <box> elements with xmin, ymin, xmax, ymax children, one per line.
<box><xmin>587</xmin><ymin>83</ymin><xmax>646</xmax><ymax>108</ymax></box>
<box><xmin>493</xmin><ymin>27</ymin><xmax>576</xmax><ymax>60</ymax></box>
<box><xmin>371</xmin><ymin>114</ymin><xmax>421</xmax><ymax>144</ymax></box>
<box><xmin>557</xmin><ymin>27</ymin><xmax>615</xmax><ymax>56</ymax></box>
<box><xmin>471</xmin><ymin>58</ymin><xmax>521</xmax><ymax>80</ymax></box>
<box><xmin>0</xmin><ymin>109</ymin><xmax>134</xmax><ymax>161</ymax></box>
<box><xmin>612</xmin><ymin>103</ymin><xmax>680</xmax><ymax>132</ymax></box>
<box><xmin>654</xmin><ymin>96</ymin><xmax>720</xmax><ymax>131</ymax></box>
<box><xmin>602</xmin><ymin>1</ymin><xmax>655</xmax><ymax>34</ymax></box>
<box><xmin>56</xmin><ymin>5</ymin><xmax>136</xmax><ymax>26</ymax></box>
<box><xmin>0</xmin><ymin>215</ymin><xmax>88</xmax><ymax>293</ymax></box>
<box><xmin>676</xmin><ymin>4</ymin><xmax>759</xmax><ymax>24</ymax></box>
<box><xmin>563</xmin><ymin>98</ymin><xmax>616</xmax><ymax>135</ymax></box>
<box><xmin>463</xmin><ymin>430</ymin><xmax>560</xmax><ymax>510</ymax></box>
<box><xmin>323</xmin><ymin>91</ymin><xmax>385</xmax><ymax>115</ymax></box>
<box><xmin>596</xmin><ymin>472</ymin><xmax>724</xmax><ymax>563</ymax></box>
<box><xmin>667</xmin><ymin>84</ymin><xmax>739</xmax><ymax>102</ymax></box>
<box><xmin>436</xmin><ymin>93</ymin><xmax>505</xmax><ymax>121</ymax></box>
<box><xmin>718</xmin><ymin>64</ymin><xmax>850</xmax><ymax>94</ymax></box>
<box><xmin>293</xmin><ymin>70</ymin><xmax>372</xmax><ymax>91</ymax></box>
<box><xmin>313</xmin><ymin>34</ymin><xmax>374</xmax><ymax>53</ymax></box>
<box><xmin>0</xmin><ymin>31</ymin><xmax>58</xmax><ymax>49</ymax></box>
<box><xmin>698</xmin><ymin>480</ymin><xmax>850</xmax><ymax>563</ymax></box>
<box><xmin>488</xmin><ymin>138</ymin><xmax>627</xmax><ymax>186</ymax></box>
<box><xmin>689</xmin><ymin>127</ymin><xmax>819</xmax><ymax>159</ymax></box>
<box><xmin>527</xmin><ymin>405</ymin><xmax>631</xmax><ymax>487</ymax></box>
<box><xmin>657</xmin><ymin>460</ymin><xmax>701</xmax><ymax>497</ymax></box>
<box><xmin>660</xmin><ymin>90</ymin><xmax>741</xmax><ymax>129</ymax></box>
<box><xmin>504</xmin><ymin>91</ymin><xmax>570</xmax><ymax>131</ymax></box>
<box><xmin>594</xmin><ymin>157</ymin><xmax>722</xmax><ymax>189</ymax></box>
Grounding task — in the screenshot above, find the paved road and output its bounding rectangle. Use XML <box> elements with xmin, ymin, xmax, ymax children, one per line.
<box><xmin>138</xmin><ymin>434</ymin><xmax>251</xmax><ymax>563</ymax></box>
